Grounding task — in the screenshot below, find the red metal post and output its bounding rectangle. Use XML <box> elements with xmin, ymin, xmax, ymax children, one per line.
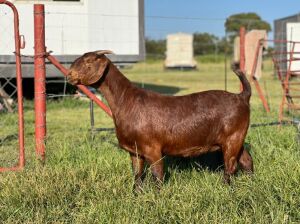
<box><xmin>14</xmin><ymin>2</ymin><xmax>25</xmax><ymax>168</ymax></box>
<box><xmin>239</xmin><ymin>27</ymin><xmax>246</xmax><ymax>91</ymax></box>
<box><xmin>250</xmin><ymin>40</ymin><xmax>270</xmax><ymax>113</ymax></box>
<box><xmin>239</xmin><ymin>27</ymin><xmax>246</xmax><ymax>72</ymax></box>
<box><xmin>46</xmin><ymin>55</ymin><xmax>113</xmax><ymax>117</ymax></box>
<box><xmin>0</xmin><ymin>0</ymin><xmax>25</xmax><ymax>171</ymax></box>
<box><xmin>34</xmin><ymin>4</ymin><xmax>46</xmax><ymax>161</ymax></box>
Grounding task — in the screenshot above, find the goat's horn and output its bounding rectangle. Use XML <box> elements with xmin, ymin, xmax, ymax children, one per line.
<box><xmin>94</xmin><ymin>50</ymin><xmax>114</xmax><ymax>55</ymax></box>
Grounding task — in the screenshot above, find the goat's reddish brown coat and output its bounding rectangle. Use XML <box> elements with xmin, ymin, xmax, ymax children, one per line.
<box><xmin>68</xmin><ymin>52</ymin><xmax>253</xmax><ymax>190</ymax></box>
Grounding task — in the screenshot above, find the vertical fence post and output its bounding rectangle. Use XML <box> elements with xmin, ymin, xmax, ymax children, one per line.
<box><xmin>239</xmin><ymin>26</ymin><xmax>246</xmax><ymax>72</ymax></box>
<box><xmin>14</xmin><ymin>2</ymin><xmax>25</xmax><ymax>168</ymax></box>
<box><xmin>239</xmin><ymin>26</ymin><xmax>246</xmax><ymax>91</ymax></box>
<box><xmin>0</xmin><ymin>0</ymin><xmax>25</xmax><ymax>171</ymax></box>
<box><xmin>34</xmin><ymin>4</ymin><xmax>46</xmax><ymax>161</ymax></box>
<box><xmin>250</xmin><ymin>40</ymin><xmax>270</xmax><ymax>113</ymax></box>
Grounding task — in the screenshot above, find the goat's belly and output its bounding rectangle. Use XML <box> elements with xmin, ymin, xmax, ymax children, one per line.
<box><xmin>163</xmin><ymin>145</ymin><xmax>220</xmax><ymax>157</ymax></box>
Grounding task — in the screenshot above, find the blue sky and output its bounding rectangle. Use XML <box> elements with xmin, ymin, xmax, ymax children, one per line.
<box><xmin>145</xmin><ymin>0</ymin><xmax>300</xmax><ymax>39</ymax></box>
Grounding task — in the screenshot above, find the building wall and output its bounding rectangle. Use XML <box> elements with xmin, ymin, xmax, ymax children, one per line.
<box><xmin>286</xmin><ymin>23</ymin><xmax>300</xmax><ymax>73</ymax></box>
<box><xmin>274</xmin><ymin>14</ymin><xmax>300</xmax><ymax>40</ymax></box>
<box><xmin>274</xmin><ymin>14</ymin><xmax>300</xmax><ymax>74</ymax></box>
<box><xmin>0</xmin><ymin>0</ymin><xmax>144</xmax><ymax>78</ymax></box>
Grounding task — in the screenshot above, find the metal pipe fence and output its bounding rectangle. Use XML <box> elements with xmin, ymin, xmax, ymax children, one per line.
<box><xmin>0</xmin><ymin>0</ymin><xmax>25</xmax><ymax>171</ymax></box>
<box><xmin>2</xmin><ymin>1</ymin><xmax>296</xmax><ymax>167</ymax></box>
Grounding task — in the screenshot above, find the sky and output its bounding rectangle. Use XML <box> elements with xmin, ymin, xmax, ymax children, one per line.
<box><xmin>145</xmin><ymin>0</ymin><xmax>300</xmax><ymax>39</ymax></box>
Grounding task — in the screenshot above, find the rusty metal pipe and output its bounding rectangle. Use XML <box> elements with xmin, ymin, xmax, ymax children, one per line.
<box><xmin>34</xmin><ymin>4</ymin><xmax>46</xmax><ymax>161</ymax></box>
<box><xmin>250</xmin><ymin>40</ymin><xmax>270</xmax><ymax>113</ymax></box>
<box><xmin>239</xmin><ymin>27</ymin><xmax>246</xmax><ymax>73</ymax></box>
<box><xmin>0</xmin><ymin>0</ymin><xmax>25</xmax><ymax>171</ymax></box>
<box><xmin>239</xmin><ymin>27</ymin><xmax>246</xmax><ymax>92</ymax></box>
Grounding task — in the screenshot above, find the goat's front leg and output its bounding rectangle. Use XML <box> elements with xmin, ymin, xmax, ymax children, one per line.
<box><xmin>145</xmin><ymin>151</ymin><xmax>164</xmax><ymax>189</ymax></box>
<box><xmin>130</xmin><ymin>153</ymin><xmax>145</xmax><ymax>193</ymax></box>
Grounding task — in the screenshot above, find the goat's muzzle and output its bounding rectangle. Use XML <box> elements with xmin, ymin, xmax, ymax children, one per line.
<box><xmin>67</xmin><ymin>70</ymin><xmax>81</xmax><ymax>85</ymax></box>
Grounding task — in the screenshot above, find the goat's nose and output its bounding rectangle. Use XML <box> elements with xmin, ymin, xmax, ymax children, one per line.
<box><xmin>67</xmin><ymin>71</ymin><xmax>79</xmax><ymax>85</ymax></box>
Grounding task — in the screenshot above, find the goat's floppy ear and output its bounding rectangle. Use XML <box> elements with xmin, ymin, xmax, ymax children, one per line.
<box><xmin>80</xmin><ymin>56</ymin><xmax>110</xmax><ymax>86</ymax></box>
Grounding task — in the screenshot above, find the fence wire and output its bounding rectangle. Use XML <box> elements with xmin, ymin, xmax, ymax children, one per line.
<box><xmin>2</xmin><ymin>7</ymin><xmax>296</xmax><ymax>164</ymax></box>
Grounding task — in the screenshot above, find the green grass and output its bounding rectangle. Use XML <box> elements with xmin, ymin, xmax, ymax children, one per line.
<box><xmin>0</xmin><ymin>58</ymin><xmax>300</xmax><ymax>223</ymax></box>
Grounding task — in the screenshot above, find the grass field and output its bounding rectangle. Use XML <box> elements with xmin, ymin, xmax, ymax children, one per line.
<box><xmin>0</xmin><ymin>57</ymin><xmax>300</xmax><ymax>223</ymax></box>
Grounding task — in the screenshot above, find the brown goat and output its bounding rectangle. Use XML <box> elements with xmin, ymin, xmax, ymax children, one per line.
<box><xmin>67</xmin><ymin>50</ymin><xmax>253</xmax><ymax>192</ymax></box>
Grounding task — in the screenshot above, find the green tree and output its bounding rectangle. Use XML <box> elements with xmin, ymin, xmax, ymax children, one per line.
<box><xmin>217</xmin><ymin>37</ymin><xmax>231</xmax><ymax>54</ymax></box>
<box><xmin>145</xmin><ymin>38</ymin><xmax>166</xmax><ymax>56</ymax></box>
<box><xmin>225</xmin><ymin>13</ymin><xmax>271</xmax><ymax>35</ymax></box>
<box><xmin>193</xmin><ymin>32</ymin><xmax>219</xmax><ymax>55</ymax></box>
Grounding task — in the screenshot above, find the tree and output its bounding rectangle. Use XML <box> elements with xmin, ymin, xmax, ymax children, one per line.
<box><xmin>193</xmin><ymin>32</ymin><xmax>219</xmax><ymax>55</ymax></box>
<box><xmin>217</xmin><ymin>37</ymin><xmax>231</xmax><ymax>54</ymax></box>
<box><xmin>145</xmin><ymin>38</ymin><xmax>166</xmax><ymax>56</ymax></box>
<box><xmin>225</xmin><ymin>13</ymin><xmax>271</xmax><ymax>35</ymax></box>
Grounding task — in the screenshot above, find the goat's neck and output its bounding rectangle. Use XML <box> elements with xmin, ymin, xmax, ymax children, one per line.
<box><xmin>97</xmin><ymin>63</ymin><xmax>132</xmax><ymax>114</ymax></box>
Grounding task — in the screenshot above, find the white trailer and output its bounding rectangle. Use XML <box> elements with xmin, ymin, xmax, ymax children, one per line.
<box><xmin>0</xmin><ymin>0</ymin><xmax>145</xmax><ymax>77</ymax></box>
<box><xmin>165</xmin><ymin>33</ymin><xmax>197</xmax><ymax>69</ymax></box>
<box><xmin>286</xmin><ymin>23</ymin><xmax>300</xmax><ymax>73</ymax></box>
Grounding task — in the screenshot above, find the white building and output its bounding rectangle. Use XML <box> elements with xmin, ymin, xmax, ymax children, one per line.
<box><xmin>0</xmin><ymin>0</ymin><xmax>145</xmax><ymax>78</ymax></box>
<box><xmin>274</xmin><ymin>14</ymin><xmax>300</xmax><ymax>74</ymax></box>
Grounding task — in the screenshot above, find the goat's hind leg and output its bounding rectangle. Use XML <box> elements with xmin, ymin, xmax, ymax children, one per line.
<box><xmin>130</xmin><ymin>153</ymin><xmax>145</xmax><ymax>193</ymax></box>
<box><xmin>222</xmin><ymin>137</ymin><xmax>244</xmax><ymax>184</ymax></box>
<box><xmin>145</xmin><ymin>151</ymin><xmax>164</xmax><ymax>190</ymax></box>
<box><xmin>238</xmin><ymin>145</ymin><xmax>253</xmax><ymax>174</ymax></box>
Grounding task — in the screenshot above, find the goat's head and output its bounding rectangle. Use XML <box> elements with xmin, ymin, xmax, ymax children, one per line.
<box><xmin>67</xmin><ymin>50</ymin><xmax>113</xmax><ymax>86</ymax></box>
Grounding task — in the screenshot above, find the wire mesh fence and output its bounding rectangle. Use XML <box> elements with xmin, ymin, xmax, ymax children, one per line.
<box><xmin>1</xmin><ymin>1</ymin><xmax>298</xmax><ymax>167</ymax></box>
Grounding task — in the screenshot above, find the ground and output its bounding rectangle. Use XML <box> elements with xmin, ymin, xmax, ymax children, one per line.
<box><xmin>0</xmin><ymin>56</ymin><xmax>299</xmax><ymax>223</ymax></box>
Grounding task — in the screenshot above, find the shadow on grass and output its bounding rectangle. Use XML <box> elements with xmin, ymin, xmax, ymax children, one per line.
<box><xmin>164</xmin><ymin>151</ymin><xmax>224</xmax><ymax>177</ymax></box>
<box><xmin>163</xmin><ymin>142</ymin><xmax>252</xmax><ymax>182</ymax></box>
<box><xmin>132</xmin><ymin>82</ymin><xmax>185</xmax><ymax>95</ymax></box>
<box><xmin>90</xmin><ymin>127</ymin><xmax>253</xmax><ymax>182</ymax></box>
<box><xmin>0</xmin><ymin>134</ymin><xmax>18</xmax><ymax>146</ymax></box>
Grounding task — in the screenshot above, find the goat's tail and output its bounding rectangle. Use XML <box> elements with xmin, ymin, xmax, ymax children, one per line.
<box><xmin>231</xmin><ymin>62</ymin><xmax>251</xmax><ymax>101</ymax></box>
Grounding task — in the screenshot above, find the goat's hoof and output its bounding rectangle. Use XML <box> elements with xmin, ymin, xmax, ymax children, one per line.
<box><xmin>223</xmin><ymin>175</ymin><xmax>231</xmax><ymax>185</ymax></box>
<box><xmin>132</xmin><ymin>185</ymin><xmax>144</xmax><ymax>195</ymax></box>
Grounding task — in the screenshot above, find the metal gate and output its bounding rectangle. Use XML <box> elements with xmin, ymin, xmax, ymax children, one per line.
<box><xmin>0</xmin><ymin>0</ymin><xmax>25</xmax><ymax>171</ymax></box>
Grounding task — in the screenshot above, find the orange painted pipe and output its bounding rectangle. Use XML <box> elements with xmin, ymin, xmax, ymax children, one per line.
<box><xmin>34</xmin><ymin>4</ymin><xmax>46</xmax><ymax>161</ymax></box>
<box><xmin>239</xmin><ymin>27</ymin><xmax>246</xmax><ymax>92</ymax></box>
<box><xmin>250</xmin><ymin>40</ymin><xmax>270</xmax><ymax>113</ymax></box>
<box><xmin>0</xmin><ymin>0</ymin><xmax>25</xmax><ymax>171</ymax></box>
